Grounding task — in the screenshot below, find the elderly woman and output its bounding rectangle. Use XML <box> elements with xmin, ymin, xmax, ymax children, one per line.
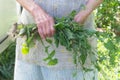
<box><xmin>14</xmin><ymin>0</ymin><xmax>103</xmax><ymax>80</ymax></box>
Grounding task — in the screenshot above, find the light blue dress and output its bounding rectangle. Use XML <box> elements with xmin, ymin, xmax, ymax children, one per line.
<box><xmin>14</xmin><ymin>0</ymin><xmax>98</xmax><ymax>80</ymax></box>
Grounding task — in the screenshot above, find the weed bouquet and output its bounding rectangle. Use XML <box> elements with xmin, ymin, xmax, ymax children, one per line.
<box><xmin>17</xmin><ymin>11</ymin><xmax>97</xmax><ymax>70</ymax></box>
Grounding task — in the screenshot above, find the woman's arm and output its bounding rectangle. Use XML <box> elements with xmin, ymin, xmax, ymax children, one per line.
<box><xmin>85</xmin><ymin>0</ymin><xmax>103</xmax><ymax>15</ymax></box>
<box><xmin>16</xmin><ymin>0</ymin><xmax>45</xmax><ymax>16</ymax></box>
<box><xmin>74</xmin><ymin>0</ymin><xmax>103</xmax><ymax>23</ymax></box>
<box><xmin>16</xmin><ymin>0</ymin><xmax>55</xmax><ymax>39</ymax></box>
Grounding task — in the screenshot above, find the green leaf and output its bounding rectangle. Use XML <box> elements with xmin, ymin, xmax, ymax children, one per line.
<box><xmin>54</xmin><ymin>22</ymin><xmax>65</xmax><ymax>29</ymax></box>
<box><xmin>45</xmin><ymin>46</ymin><xmax>50</xmax><ymax>53</ymax></box>
<box><xmin>46</xmin><ymin>38</ymin><xmax>53</xmax><ymax>44</ymax></box>
<box><xmin>59</xmin><ymin>32</ymin><xmax>67</xmax><ymax>46</ymax></box>
<box><xmin>44</xmin><ymin>47</ymin><xmax>55</xmax><ymax>62</ymax></box>
<box><xmin>83</xmin><ymin>67</ymin><xmax>93</xmax><ymax>72</ymax></box>
<box><xmin>26</xmin><ymin>27</ymin><xmax>31</xmax><ymax>40</ymax></box>
<box><xmin>54</xmin><ymin>39</ymin><xmax>59</xmax><ymax>48</ymax></box>
<box><xmin>49</xmin><ymin>50</ymin><xmax>55</xmax><ymax>58</ymax></box>
<box><xmin>43</xmin><ymin>50</ymin><xmax>56</xmax><ymax>62</ymax></box>
<box><xmin>64</xmin><ymin>29</ymin><xmax>74</xmax><ymax>39</ymax></box>
<box><xmin>19</xmin><ymin>28</ymin><xmax>26</xmax><ymax>36</ymax></box>
<box><xmin>54</xmin><ymin>34</ymin><xmax>59</xmax><ymax>47</ymax></box>
<box><xmin>26</xmin><ymin>34</ymin><xmax>35</xmax><ymax>48</ymax></box>
<box><xmin>47</xmin><ymin>58</ymin><xmax>58</xmax><ymax>65</ymax></box>
<box><xmin>104</xmin><ymin>40</ymin><xmax>115</xmax><ymax>50</ymax></box>
<box><xmin>80</xmin><ymin>53</ymin><xmax>87</xmax><ymax>65</ymax></box>
<box><xmin>69</xmin><ymin>10</ymin><xmax>77</xmax><ymax>18</ymax></box>
<box><xmin>43</xmin><ymin>57</ymin><xmax>51</xmax><ymax>61</ymax></box>
<box><xmin>95</xmin><ymin>64</ymin><xmax>101</xmax><ymax>71</ymax></box>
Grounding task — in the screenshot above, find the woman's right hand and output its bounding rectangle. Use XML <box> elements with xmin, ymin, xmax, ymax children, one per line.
<box><xmin>32</xmin><ymin>6</ymin><xmax>55</xmax><ymax>39</ymax></box>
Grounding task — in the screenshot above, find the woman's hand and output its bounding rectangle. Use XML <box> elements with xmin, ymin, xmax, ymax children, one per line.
<box><xmin>74</xmin><ymin>0</ymin><xmax>103</xmax><ymax>24</ymax></box>
<box><xmin>74</xmin><ymin>10</ymin><xmax>90</xmax><ymax>24</ymax></box>
<box><xmin>32</xmin><ymin>6</ymin><xmax>55</xmax><ymax>39</ymax></box>
<box><xmin>16</xmin><ymin>0</ymin><xmax>55</xmax><ymax>39</ymax></box>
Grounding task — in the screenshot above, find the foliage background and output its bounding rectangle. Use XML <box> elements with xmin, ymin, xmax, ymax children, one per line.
<box><xmin>95</xmin><ymin>0</ymin><xmax>120</xmax><ymax>79</ymax></box>
<box><xmin>0</xmin><ymin>0</ymin><xmax>120</xmax><ymax>80</ymax></box>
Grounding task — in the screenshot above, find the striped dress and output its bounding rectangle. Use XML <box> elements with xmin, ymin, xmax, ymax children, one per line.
<box><xmin>14</xmin><ymin>0</ymin><xmax>98</xmax><ymax>80</ymax></box>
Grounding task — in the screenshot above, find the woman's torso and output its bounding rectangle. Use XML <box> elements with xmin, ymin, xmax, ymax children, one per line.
<box><xmin>35</xmin><ymin>0</ymin><xmax>86</xmax><ymax>17</ymax></box>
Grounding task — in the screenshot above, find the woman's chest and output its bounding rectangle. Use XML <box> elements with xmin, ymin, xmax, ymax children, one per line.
<box><xmin>35</xmin><ymin>0</ymin><xmax>86</xmax><ymax>17</ymax></box>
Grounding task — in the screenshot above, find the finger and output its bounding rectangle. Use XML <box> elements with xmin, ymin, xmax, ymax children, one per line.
<box><xmin>38</xmin><ymin>27</ymin><xmax>45</xmax><ymax>39</ymax></box>
<box><xmin>74</xmin><ymin>14</ymin><xmax>79</xmax><ymax>21</ymax></box>
<box><xmin>51</xmin><ymin>24</ymin><xmax>55</xmax><ymax>36</ymax></box>
<box><xmin>75</xmin><ymin>16</ymin><xmax>80</xmax><ymax>23</ymax></box>
<box><xmin>38</xmin><ymin>23</ymin><xmax>46</xmax><ymax>39</ymax></box>
<box><xmin>48</xmin><ymin>20</ymin><xmax>53</xmax><ymax>37</ymax></box>
<box><xmin>49</xmin><ymin>20</ymin><xmax>55</xmax><ymax>37</ymax></box>
<box><xmin>42</xmin><ymin>24</ymin><xmax>47</xmax><ymax>38</ymax></box>
<box><xmin>51</xmin><ymin>18</ymin><xmax>55</xmax><ymax>35</ymax></box>
<box><xmin>46</xmin><ymin>20</ymin><xmax>51</xmax><ymax>37</ymax></box>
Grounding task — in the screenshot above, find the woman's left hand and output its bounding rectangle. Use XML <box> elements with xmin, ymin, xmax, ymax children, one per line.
<box><xmin>74</xmin><ymin>10</ymin><xmax>90</xmax><ymax>24</ymax></box>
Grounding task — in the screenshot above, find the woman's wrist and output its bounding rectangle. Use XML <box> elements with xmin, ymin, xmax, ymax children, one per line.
<box><xmin>84</xmin><ymin>0</ymin><xmax>103</xmax><ymax>15</ymax></box>
<box><xmin>80</xmin><ymin>8</ymin><xmax>92</xmax><ymax>18</ymax></box>
<box><xmin>30</xmin><ymin>3</ymin><xmax>52</xmax><ymax>25</ymax></box>
<box><xmin>30</xmin><ymin>2</ymin><xmax>45</xmax><ymax>17</ymax></box>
